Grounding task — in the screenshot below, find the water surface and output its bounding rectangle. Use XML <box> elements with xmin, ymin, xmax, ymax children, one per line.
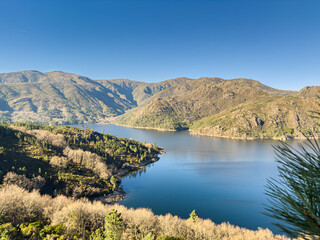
<box><xmin>74</xmin><ymin>124</ymin><xmax>299</xmax><ymax>234</ymax></box>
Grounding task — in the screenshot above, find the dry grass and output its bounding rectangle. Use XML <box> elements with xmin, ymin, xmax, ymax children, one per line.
<box><xmin>0</xmin><ymin>185</ymin><xmax>292</xmax><ymax>240</ymax></box>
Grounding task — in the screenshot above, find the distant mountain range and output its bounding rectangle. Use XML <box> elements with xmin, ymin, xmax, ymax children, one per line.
<box><xmin>0</xmin><ymin>70</ymin><xmax>319</xmax><ymax>139</ymax></box>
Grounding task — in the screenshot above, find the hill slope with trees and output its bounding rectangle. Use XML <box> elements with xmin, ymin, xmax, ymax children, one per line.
<box><xmin>0</xmin><ymin>122</ymin><xmax>162</xmax><ymax>200</ymax></box>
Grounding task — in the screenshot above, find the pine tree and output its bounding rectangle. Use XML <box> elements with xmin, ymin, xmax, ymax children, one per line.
<box><xmin>110</xmin><ymin>176</ymin><xmax>117</xmax><ymax>191</ymax></box>
<box><xmin>189</xmin><ymin>210</ymin><xmax>199</xmax><ymax>223</ymax></box>
<box><xmin>141</xmin><ymin>233</ymin><xmax>155</xmax><ymax>240</ymax></box>
<box><xmin>264</xmin><ymin>137</ymin><xmax>320</xmax><ymax>239</ymax></box>
<box><xmin>104</xmin><ymin>209</ymin><xmax>124</xmax><ymax>240</ymax></box>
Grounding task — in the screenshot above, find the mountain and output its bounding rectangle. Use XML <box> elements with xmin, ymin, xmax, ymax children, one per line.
<box><xmin>115</xmin><ymin>78</ymin><xmax>318</xmax><ymax>138</ymax></box>
<box><xmin>116</xmin><ymin>78</ymin><xmax>320</xmax><ymax>139</ymax></box>
<box><xmin>191</xmin><ymin>95</ymin><xmax>320</xmax><ymax>139</ymax></box>
<box><xmin>0</xmin><ymin>70</ymin><xmax>319</xmax><ymax>139</ymax></box>
<box><xmin>0</xmin><ymin>71</ymin><xmax>136</xmax><ymax>124</ymax></box>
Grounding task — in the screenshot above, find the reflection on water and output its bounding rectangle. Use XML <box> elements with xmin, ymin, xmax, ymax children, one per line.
<box><xmin>125</xmin><ymin>164</ymin><xmax>153</xmax><ymax>179</ymax></box>
<box><xmin>72</xmin><ymin>124</ymin><xmax>303</xmax><ymax>234</ymax></box>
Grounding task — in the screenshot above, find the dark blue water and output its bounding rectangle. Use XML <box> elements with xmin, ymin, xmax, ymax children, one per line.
<box><xmin>73</xmin><ymin>124</ymin><xmax>299</xmax><ymax>234</ymax></box>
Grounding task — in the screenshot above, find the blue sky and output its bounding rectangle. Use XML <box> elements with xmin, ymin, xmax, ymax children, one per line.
<box><xmin>0</xmin><ymin>0</ymin><xmax>319</xmax><ymax>90</ymax></box>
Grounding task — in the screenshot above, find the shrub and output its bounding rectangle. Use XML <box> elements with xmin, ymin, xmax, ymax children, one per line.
<box><xmin>39</xmin><ymin>224</ymin><xmax>66</xmax><ymax>239</ymax></box>
<box><xmin>3</xmin><ymin>172</ymin><xmax>45</xmax><ymax>191</ymax></box>
<box><xmin>51</xmin><ymin>199</ymin><xmax>110</xmax><ymax>238</ymax></box>
<box><xmin>0</xmin><ymin>185</ymin><xmax>290</xmax><ymax>240</ymax></box>
<box><xmin>63</xmin><ymin>147</ymin><xmax>111</xmax><ymax>179</ymax></box>
<box><xmin>20</xmin><ymin>221</ymin><xmax>42</xmax><ymax>238</ymax></box>
<box><xmin>142</xmin><ymin>233</ymin><xmax>155</xmax><ymax>240</ymax></box>
<box><xmin>156</xmin><ymin>236</ymin><xmax>183</xmax><ymax>240</ymax></box>
<box><xmin>0</xmin><ymin>223</ymin><xmax>19</xmax><ymax>240</ymax></box>
<box><xmin>49</xmin><ymin>156</ymin><xmax>69</xmax><ymax>169</ymax></box>
<box><xmin>0</xmin><ymin>185</ymin><xmax>51</xmax><ymax>225</ymax></box>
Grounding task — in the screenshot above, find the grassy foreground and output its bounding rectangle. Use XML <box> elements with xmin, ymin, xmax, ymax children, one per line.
<box><xmin>0</xmin><ymin>185</ymin><xmax>291</xmax><ymax>240</ymax></box>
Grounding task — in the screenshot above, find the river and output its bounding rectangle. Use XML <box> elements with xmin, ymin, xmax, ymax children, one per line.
<box><xmin>73</xmin><ymin>124</ymin><xmax>299</xmax><ymax>234</ymax></box>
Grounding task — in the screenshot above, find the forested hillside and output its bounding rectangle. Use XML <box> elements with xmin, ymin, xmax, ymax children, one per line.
<box><xmin>0</xmin><ymin>122</ymin><xmax>161</xmax><ymax>199</ymax></box>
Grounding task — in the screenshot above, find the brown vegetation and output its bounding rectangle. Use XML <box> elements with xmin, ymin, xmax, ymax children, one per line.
<box><xmin>3</xmin><ymin>172</ymin><xmax>45</xmax><ymax>191</ymax></box>
<box><xmin>0</xmin><ymin>185</ymin><xmax>291</xmax><ymax>240</ymax></box>
<box><xmin>63</xmin><ymin>146</ymin><xmax>111</xmax><ymax>179</ymax></box>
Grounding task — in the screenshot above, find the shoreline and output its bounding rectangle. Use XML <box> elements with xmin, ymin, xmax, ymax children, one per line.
<box><xmin>94</xmin><ymin>157</ymin><xmax>161</xmax><ymax>204</ymax></box>
<box><xmin>113</xmin><ymin>122</ymin><xmax>314</xmax><ymax>141</ymax></box>
<box><xmin>189</xmin><ymin>130</ymin><xmax>311</xmax><ymax>141</ymax></box>
<box><xmin>114</xmin><ymin>123</ymin><xmax>179</xmax><ymax>132</ymax></box>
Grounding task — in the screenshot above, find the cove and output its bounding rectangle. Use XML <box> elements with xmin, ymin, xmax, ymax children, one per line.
<box><xmin>72</xmin><ymin>124</ymin><xmax>300</xmax><ymax>234</ymax></box>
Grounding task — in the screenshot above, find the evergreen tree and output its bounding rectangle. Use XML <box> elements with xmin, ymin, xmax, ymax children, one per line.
<box><xmin>90</xmin><ymin>229</ymin><xmax>104</xmax><ymax>240</ymax></box>
<box><xmin>110</xmin><ymin>176</ymin><xmax>117</xmax><ymax>191</ymax></box>
<box><xmin>265</xmin><ymin>137</ymin><xmax>320</xmax><ymax>239</ymax></box>
<box><xmin>104</xmin><ymin>209</ymin><xmax>124</xmax><ymax>240</ymax></box>
<box><xmin>189</xmin><ymin>210</ymin><xmax>199</xmax><ymax>223</ymax></box>
<box><xmin>142</xmin><ymin>233</ymin><xmax>155</xmax><ymax>240</ymax></box>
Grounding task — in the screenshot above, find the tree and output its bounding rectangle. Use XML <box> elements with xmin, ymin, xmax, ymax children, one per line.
<box><xmin>90</xmin><ymin>209</ymin><xmax>125</xmax><ymax>240</ymax></box>
<box><xmin>104</xmin><ymin>209</ymin><xmax>125</xmax><ymax>240</ymax></box>
<box><xmin>110</xmin><ymin>176</ymin><xmax>117</xmax><ymax>191</ymax></box>
<box><xmin>264</xmin><ymin>137</ymin><xmax>320</xmax><ymax>239</ymax></box>
<box><xmin>189</xmin><ymin>210</ymin><xmax>199</xmax><ymax>223</ymax></box>
<box><xmin>142</xmin><ymin>233</ymin><xmax>155</xmax><ymax>240</ymax></box>
<box><xmin>90</xmin><ymin>229</ymin><xmax>104</xmax><ymax>240</ymax></box>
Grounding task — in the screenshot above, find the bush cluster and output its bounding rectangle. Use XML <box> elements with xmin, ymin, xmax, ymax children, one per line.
<box><xmin>0</xmin><ymin>185</ymin><xmax>290</xmax><ymax>240</ymax></box>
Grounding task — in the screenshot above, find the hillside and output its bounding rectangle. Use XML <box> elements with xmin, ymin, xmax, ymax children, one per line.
<box><xmin>191</xmin><ymin>96</ymin><xmax>320</xmax><ymax>140</ymax></box>
<box><xmin>1</xmin><ymin>70</ymin><xmax>319</xmax><ymax>140</ymax></box>
<box><xmin>0</xmin><ymin>71</ymin><xmax>136</xmax><ymax>124</ymax></box>
<box><xmin>0</xmin><ymin>122</ymin><xmax>161</xmax><ymax>200</ymax></box>
<box><xmin>116</xmin><ymin>79</ymin><xmax>320</xmax><ymax>139</ymax></box>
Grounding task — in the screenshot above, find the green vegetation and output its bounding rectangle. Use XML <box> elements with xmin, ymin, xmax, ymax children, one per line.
<box><xmin>118</xmin><ymin>111</ymin><xmax>189</xmax><ymax>131</ymax></box>
<box><xmin>265</xmin><ymin>138</ymin><xmax>320</xmax><ymax>238</ymax></box>
<box><xmin>91</xmin><ymin>209</ymin><xmax>125</xmax><ymax>240</ymax></box>
<box><xmin>0</xmin><ymin>122</ymin><xmax>161</xmax><ymax>198</ymax></box>
<box><xmin>0</xmin><ymin>185</ymin><xmax>290</xmax><ymax>240</ymax></box>
<box><xmin>189</xmin><ymin>210</ymin><xmax>199</xmax><ymax>223</ymax></box>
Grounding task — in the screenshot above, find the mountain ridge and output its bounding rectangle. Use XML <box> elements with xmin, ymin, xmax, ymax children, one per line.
<box><xmin>0</xmin><ymin>70</ymin><xmax>319</xmax><ymax>139</ymax></box>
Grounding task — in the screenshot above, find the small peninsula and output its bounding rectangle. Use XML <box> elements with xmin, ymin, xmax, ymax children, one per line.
<box><xmin>0</xmin><ymin>122</ymin><xmax>162</xmax><ymax>201</ymax></box>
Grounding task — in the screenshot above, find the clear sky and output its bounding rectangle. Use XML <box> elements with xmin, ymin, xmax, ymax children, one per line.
<box><xmin>0</xmin><ymin>0</ymin><xmax>319</xmax><ymax>90</ymax></box>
